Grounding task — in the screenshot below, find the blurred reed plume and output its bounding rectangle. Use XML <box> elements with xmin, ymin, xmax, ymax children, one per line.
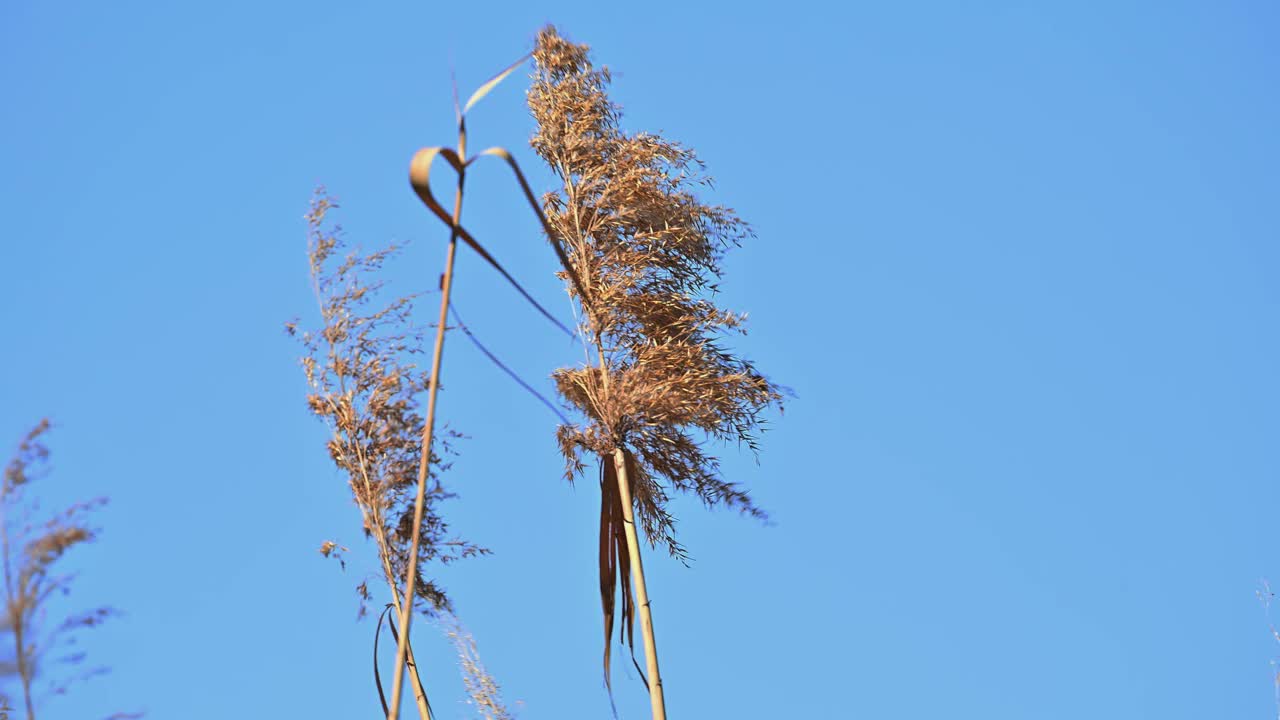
<box><xmin>1</xmin><ymin>420</ymin><xmax>138</xmax><ymax>720</ymax></box>
<box><xmin>528</xmin><ymin>25</ymin><xmax>786</xmax><ymax>719</ymax></box>
<box><xmin>443</xmin><ymin>615</ymin><xmax>512</xmax><ymax>720</ymax></box>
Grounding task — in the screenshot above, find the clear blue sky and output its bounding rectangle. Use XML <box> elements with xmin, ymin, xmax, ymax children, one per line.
<box><xmin>2</xmin><ymin>2</ymin><xmax>1278</xmax><ymax>718</ymax></box>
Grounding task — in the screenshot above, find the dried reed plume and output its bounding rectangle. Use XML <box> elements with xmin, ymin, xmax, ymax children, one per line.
<box><xmin>443</xmin><ymin>615</ymin><xmax>513</xmax><ymax>720</ymax></box>
<box><xmin>1</xmin><ymin>420</ymin><xmax>137</xmax><ymax>720</ymax></box>
<box><xmin>528</xmin><ymin>26</ymin><xmax>785</xmax><ymax>718</ymax></box>
<box><xmin>291</xmin><ymin>191</ymin><xmax>486</xmax><ymax>719</ymax></box>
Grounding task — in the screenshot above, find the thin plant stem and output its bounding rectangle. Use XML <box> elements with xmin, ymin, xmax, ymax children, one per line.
<box><xmin>388</xmin><ymin>121</ymin><xmax>467</xmax><ymax>720</ymax></box>
<box><xmin>358</xmin><ymin>500</ymin><xmax>433</xmax><ymax>720</ymax></box>
<box><xmin>394</xmin><ymin>569</ymin><xmax>434</xmax><ymax>719</ymax></box>
<box><xmin>612</xmin><ymin>448</ymin><xmax>666</xmax><ymax>720</ymax></box>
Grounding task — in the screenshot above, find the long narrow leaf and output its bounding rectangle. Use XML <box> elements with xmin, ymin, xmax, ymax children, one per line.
<box><xmin>600</xmin><ymin>460</ymin><xmax>618</xmax><ymax>702</ymax></box>
<box><xmin>463</xmin><ymin>53</ymin><xmax>531</xmax><ymax>115</ymax></box>
<box><xmin>600</xmin><ymin>452</ymin><xmax>647</xmax><ymax>709</ymax></box>
<box><xmin>448</xmin><ymin>301</ymin><xmax>570</xmax><ymax>423</ymax></box>
<box><xmin>375</xmin><ymin>603</ymin><xmax>434</xmax><ymax>719</ymax></box>
<box><xmin>374</xmin><ymin>604</ymin><xmax>395</xmax><ymax>717</ymax></box>
<box><xmin>469</xmin><ymin>147</ymin><xmax>595</xmax><ymax>315</ymax></box>
<box><xmin>409</xmin><ymin>147</ymin><xmax>574</xmax><ymax>338</ymax></box>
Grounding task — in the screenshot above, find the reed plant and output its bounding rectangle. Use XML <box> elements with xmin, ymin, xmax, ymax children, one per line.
<box><xmin>527</xmin><ymin>26</ymin><xmax>786</xmax><ymax>719</ymax></box>
<box><xmin>291</xmin><ymin>192</ymin><xmax>487</xmax><ymax>720</ymax></box>
<box><xmin>1</xmin><ymin>420</ymin><xmax>137</xmax><ymax>720</ymax></box>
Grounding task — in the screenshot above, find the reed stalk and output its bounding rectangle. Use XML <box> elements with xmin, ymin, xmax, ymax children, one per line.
<box><xmin>387</xmin><ymin>120</ymin><xmax>466</xmax><ymax>720</ymax></box>
<box><xmin>391</xmin><ymin>53</ymin><xmax>578</xmax><ymax>719</ymax></box>
<box><xmin>528</xmin><ymin>26</ymin><xmax>786</xmax><ymax>717</ymax></box>
<box><xmin>611</xmin><ymin>448</ymin><xmax>665</xmax><ymax>719</ymax></box>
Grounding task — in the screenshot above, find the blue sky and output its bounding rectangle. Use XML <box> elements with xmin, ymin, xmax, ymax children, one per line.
<box><xmin>2</xmin><ymin>1</ymin><xmax>1278</xmax><ymax>718</ymax></box>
